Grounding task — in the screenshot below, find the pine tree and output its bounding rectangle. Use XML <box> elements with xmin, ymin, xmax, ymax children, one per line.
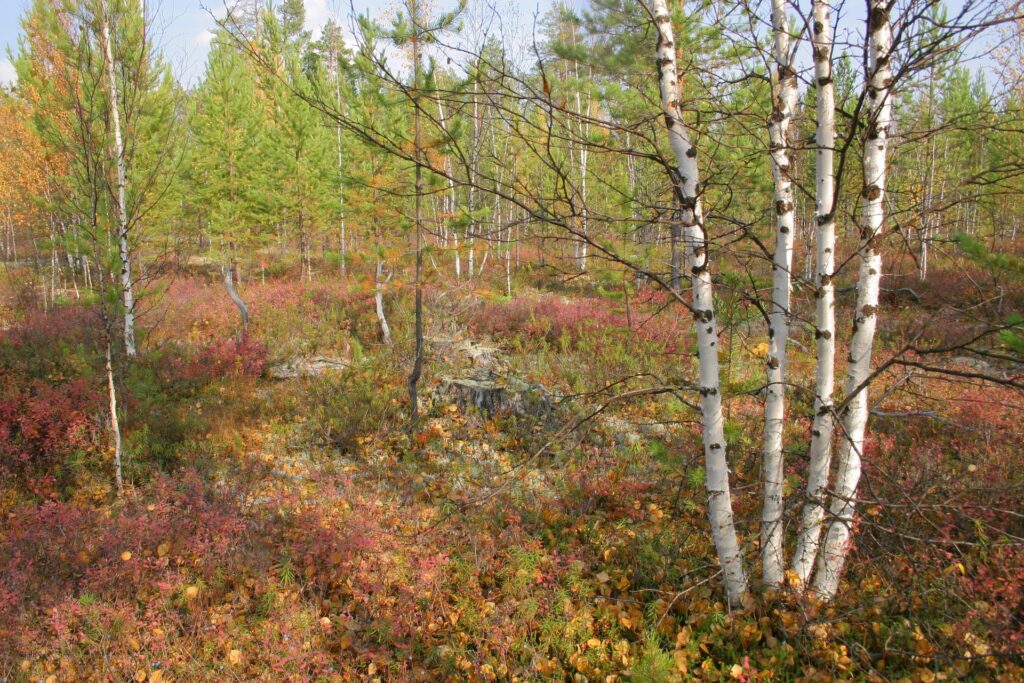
<box><xmin>186</xmin><ymin>32</ymin><xmax>274</xmax><ymax>268</ymax></box>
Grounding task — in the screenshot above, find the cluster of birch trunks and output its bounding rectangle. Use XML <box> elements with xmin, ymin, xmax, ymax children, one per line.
<box><xmin>652</xmin><ymin>0</ymin><xmax>893</xmax><ymax>604</ymax></box>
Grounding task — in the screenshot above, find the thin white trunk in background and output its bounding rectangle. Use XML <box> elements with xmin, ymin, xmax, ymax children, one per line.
<box><xmin>505</xmin><ymin>203</ymin><xmax>513</xmax><ymax>297</ymax></box>
<box><xmin>651</xmin><ymin>0</ymin><xmax>748</xmax><ymax>606</ymax></box>
<box><xmin>436</xmin><ymin>96</ymin><xmax>461</xmax><ymax>279</ymax></box>
<box><xmin>375</xmin><ymin>257</ymin><xmax>393</xmax><ymax>346</ymax></box>
<box><xmin>761</xmin><ymin>0</ymin><xmax>799</xmax><ymax>589</ymax></box>
<box><xmin>919</xmin><ymin>65</ymin><xmax>938</xmax><ymax>281</ymax></box>
<box><xmin>224</xmin><ymin>265</ymin><xmax>249</xmax><ymax>337</ymax></box>
<box><xmin>570</xmin><ymin>34</ymin><xmax>591</xmax><ymax>273</ymax></box>
<box><xmin>813</xmin><ymin>0</ymin><xmax>893</xmax><ymax>600</ymax></box>
<box><xmin>334</xmin><ymin>49</ymin><xmax>348</xmax><ymax>278</ymax></box>
<box><xmin>468</xmin><ymin>79</ymin><xmax>480</xmax><ymax>277</ymax></box>
<box><xmin>792</xmin><ymin>0</ymin><xmax>838</xmax><ymax>588</ymax></box>
<box><xmin>100</xmin><ymin>2</ymin><xmax>136</xmax><ymax>358</ymax></box>
<box><xmin>106</xmin><ymin>339</ymin><xmax>123</xmax><ymax>495</ymax></box>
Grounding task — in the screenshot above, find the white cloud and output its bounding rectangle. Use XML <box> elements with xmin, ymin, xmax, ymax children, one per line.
<box><xmin>193</xmin><ymin>29</ymin><xmax>216</xmax><ymax>46</ymax></box>
<box><xmin>0</xmin><ymin>59</ymin><xmax>16</xmax><ymax>87</ymax></box>
<box><xmin>304</xmin><ymin>0</ymin><xmax>333</xmax><ymax>40</ymax></box>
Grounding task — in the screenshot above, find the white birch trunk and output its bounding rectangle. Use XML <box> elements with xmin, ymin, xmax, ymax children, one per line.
<box><xmin>100</xmin><ymin>3</ymin><xmax>136</xmax><ymax>358</ymax></box>
<box><xmin>375</xmin><ymin>258</ymin><xmax>393</xmax><ymax>346</ymax></box>
<box><xmin>651</xmin><ymin>0</ymin><xmax>747</xmax><ymax>606</ymax></box>
<box><xmin>436</xmin><ymin>96</ymin><xmax>461</xmax><ymax>279</ymax></box>
<box><xmin>468</xmin><ymin>79</ymin><xmax>481</xmax><ymax>277</ymax></box>
<box><xmin>334</xmin><ymin>50</ymin><xmax>348</xmax><ymax>278</ymax></box>
<box><xmin>760</xmin><ymin>0</ymin><xmax>799</xmax><ymax>589</ymax></box>
<box><xmin>812</xmin><ymin>0</ymin><xmax>893</xmax><ymax>600</ymax></box>
<box><xmin>106</xmin><ymin>340</ymin><xmax>123</xmax><ymax>494</ymax></box>
<box><xmin>791</xmin><ymin>0</ymin><xmax>838</xmax><ymax>588</ymax></box>
<box><xmin>571</xmin><ymin>48</ymin><xmax>591</xmax><ymax>273</ymax></box>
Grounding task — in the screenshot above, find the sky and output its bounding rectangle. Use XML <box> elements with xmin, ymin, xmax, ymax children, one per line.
<box><xmin>0</xmin><ymin>0</ymin><xmax>1005</xmax><ymax>91</ymax></box>
<box><xmin>0</xmin><ymin>0</ymin><xmax>557</xmax><ymax>88</ymax></box>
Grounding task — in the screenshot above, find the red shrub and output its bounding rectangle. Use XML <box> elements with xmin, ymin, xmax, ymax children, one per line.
<box><xmin>195</xmin><ymin>334</ymin><xmax>269</xmax><ymax>378</ymax></box>
<box><xmin>0</xmin><ymin>377</ymin><xmax>100</xmax><ymax>498</ymax></box>
<box><xmin>470</xmin><ymin>294</ymin><xmax>685</xmax><ymax>352</ymax></box>
<box><xmin>0</xmin><ymin>471</ymin><xmax>257</xmax><ymax>652</ymax></box>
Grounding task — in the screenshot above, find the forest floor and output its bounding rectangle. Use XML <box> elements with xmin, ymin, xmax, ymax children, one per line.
<box><xmin>1</xmin><ymin>263</ymin><xmax>1022</xmax><ymax>682</ymax></box>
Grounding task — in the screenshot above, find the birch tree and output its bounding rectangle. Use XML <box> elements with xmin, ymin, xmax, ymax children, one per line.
<box><xmin>98</xmin><ymin>0</ymin><xmax>136</xmax><ymax>358</ymax></box>
<box><xmin>812</xmin><ymin>0</ymin><xmax>894</xmax><ymax>599</ymax></box>
<box><xmin>790</xmin><ymin>0</ymin><xmax>838</xmax><ymax>589</ymax></box>
<box><xmin>760</xmin><ymin>0</ymin><xmax>799</xmax><ymax>589</ymax></box>
<box><xmin>650</xmin><ymin>0</ymin><xmax>747</xmax><ymax>606</ymax></box>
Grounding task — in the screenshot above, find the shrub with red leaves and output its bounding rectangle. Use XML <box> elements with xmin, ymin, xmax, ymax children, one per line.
<box><xmin>470</xmin><ymin>294</ymin><xmax>684</xmax><ymax>353</ymax></box>
<box><xmin>0</xmin><ymin>377</ymin><xmax>100</xmax><ymax>498</ymax></box>
<box><xmin>193</xmin><ymin>334</ymin><xmax>269</xmax><ymax>379</ymax></box>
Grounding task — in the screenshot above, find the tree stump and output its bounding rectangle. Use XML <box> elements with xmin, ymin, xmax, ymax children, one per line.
<box><xmin>438</xmin><ymin>370</ymin><xmax>551</xmax><ymax>418</ymax></box>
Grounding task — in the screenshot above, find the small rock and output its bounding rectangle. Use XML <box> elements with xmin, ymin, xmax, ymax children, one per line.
<box><xmin>268</xmin><ymin>356</ymin><xmax>349</xmax><ymax>379</ymax></box>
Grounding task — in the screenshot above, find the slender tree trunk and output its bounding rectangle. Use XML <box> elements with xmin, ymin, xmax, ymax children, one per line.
<box><xmin>436</xmin><ymin>96</ymin><xmax>461</xmax><ymax>279</ymax></box>
<box><xmin>100</xmin><ymin>2</ymin><xmax>136</xmax><ymax>358</ymax></box>
<box><xmin>468</xmin><ymin>79</ymin><xmax>480</xmax><ymax>278</ymax></box>
<box><xmin>224</xmin><ymin>264</ymin><xmax>249</xmax><ymax>339</ymax></box>
<box><xmin>760</xmin><ymin>0</ymin><xmax>800</xmax><ymax>589</ymax></box>
<box><xmin>407</xmin><ymin>10</ymin><xmax>425</xmax><ymax>427</ymax></box>
<box><xmin>812</xmin><ymin>0</ymin><xmax>893</xmax><ymax>600</ymax></box>
<box><xmin>375</xmin><ymin>257</ymin><xmax>392</xmax><ymax>346</ymax></box>
<box><xmin>570</xmin><ymin>49</ymin><xmax>591</xmax><ymax>273</ymax></box>
<box><xmin>791</xmin><ymin>0</ymin><xmax>839</xmax><ymax>588</ymax></box>
<box><xmin>106</xmin><ymin>338</ymin><xmax>123</xmax><ymax>495</ymax></box>
<box><xmin>651</xmin><ymin>0</ymin><xmax>748</xmax><ymax>606</ymax></box>
<box><xmin>335</xmin><ymin>57</ymin><xmax>347</xmax><ymax>278</ymax></box>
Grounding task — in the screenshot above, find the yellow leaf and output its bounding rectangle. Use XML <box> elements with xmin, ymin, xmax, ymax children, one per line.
<box><xmin>587</xmin><ymin>638</ymin><xmax>602</xmax><ymax>649</ymax></box>
<box><xmin>227</xmin><ymin>649</ymin><xmax>242</xmax><ymax>666</ymax></box>
<box><xmin>148</xmin><ymin>670</ymin><xmax>163</xmax><ymax>683</ymax></box>
<box><xmin>752</xmin><ymin>342</ymin><xmax>769</xmax><ymax>356</ymax></box>
<box><xmin>134</xmin><ymin>669</ymin><xmax>146</xmax><ymax>682</ymax></box>
<box><xmin>121</xmin><ymin>551</ymin><xmax>133</xmax><ymax>561</ymax></box>
<box><xmin>730</xmin><ymin>663</ymin><xmax>744</xmax><ymax>679</ymax></box>
<box><xmin>157</xmin><ymin>542</ymin><xmax>170</xmax><ymax>558</ymax></box>
<box><xmin>184</xmin><ymin>586</ymin><xmax>199</xmax><ymax>600</ymax></box>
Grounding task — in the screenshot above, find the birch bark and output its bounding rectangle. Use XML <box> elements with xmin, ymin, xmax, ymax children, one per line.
<box><xmin>99</xmin><ymin>2</ymin><xmax>136</xmax><ymax>358</ymax></box>
<box><xmin>650</xmin><ymin>0</ymin><xmax>747</xmax><ymax>605</ymax></box>
<box><xmin>813</xmin><ymin>0</ymin><xmax>894</xmax><ymax>600</ymax></box>
<box><xmin>791</xmin><ymin>0</ymin><xmax>838</xmax><ymax>587</ymax></box>
<box><xmin>761</xmin><ymin>0</ymin><xmax>800</xmax><ymax>589</ymax></box>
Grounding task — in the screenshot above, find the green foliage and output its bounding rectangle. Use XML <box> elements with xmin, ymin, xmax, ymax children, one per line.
<box><xmin>954</xmin><ymin>232</ymin><xmax>1024</xmax><ymax>352</ymax></box>
<box><xmin>301</xmin><ymin>357</ymin><xmax>402</xmax><ymax>453</ymax></box>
